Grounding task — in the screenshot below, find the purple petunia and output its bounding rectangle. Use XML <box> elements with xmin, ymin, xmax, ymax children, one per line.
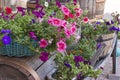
<box><xmin>109</xmin><ymin>26</ymin><xmax>119</xmax><ymax>32</ymax></box>
<box><xmin>32</xmin><ymin>5</ymin><xmax>45</xmax><ymax>18</ymax></box>
<box><xmin>74</xmin><ymin>55</ymin><xmax>84</xmax><ymax>63</ymax></box>
<box><xmin>2</xmin><ymin>35</ymin><xmax>11</xmax><ymax>45</ymax></box>
<box><xmin>97</xmin><ymin>43</ymin><xmax>101</xmax><ymax>49</ymax></box>
<box><xmin>39</xmin><ymin>52</ymin><xmax>49</xmax><ymax>62</ymax></box>
<box><xmin>31</xmin><ymin>19</ymin><xmax>36</xmax><ymax>23</ymax></box>
<box><xmin>29</xmin><ymin>31</ymin><xmax>37</xmax><ymax>40</ymax></box>
<box><xmin>56</xmin><ymin>1</ymin><xmax>61</xmax><ymax>8</ymax></box>
<box><xmin>73</xmin><ymin>0</ymin><xmax>77</xmax><ymax>5</ymax></box>
<box><xmin>96</xmin><ymin>21</ymin><xmax>101</xmax><ymax>25</ymax></box>
<box><xmin>17</xmin><ymin>7</ymin><xmax>26</xmax><ymax>16</ymax></box>
<box><xmin>1</xmin><ymin>30</ymin><xmax>11</xmax><ymax>34</ymax></box>
<box><xmin>84</xmin><ymin>60</ymin><xmax>91</xmax><ymax>65</ymax></box>
<box><xmin>64</xmin><ymin>62</ymin><xmax>72</xmax><ymax>68</ymax></box>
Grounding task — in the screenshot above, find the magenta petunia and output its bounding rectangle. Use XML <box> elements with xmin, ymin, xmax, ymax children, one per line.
<box><xmin>61</xmin><ymin>20</ymin><xmax>67</xmax><ymax>28</ymax></box>
<box><xmin>52</xmin><ymin>18</ymin><xmax>61</xmax><ymax>27</ymax></box>
<box><xmin>74</xmin><ymin>8</ymin><xmax>83</xmax><ymax>17</ymax></box>
<box><xmin>39</xmin><ymin>52</ymin><xmax>49</xmax><ymax>62</ymax></box>
<box><xmin>57</xmin><ymin>40</ymin><xmax>66</xmax><ymax>52</ymax></box>
<box><xmin>48</xmin><ymin>17</ymin><xmax>53</xmax><ymax>25</ymax></box>
<box><xmin>29</xmin><ymin>31</ymin><xmax>37</xmax><ymax>40</ymax></box>
<box><xmin>83</xmin><ymin>17</ymin><xmax>89</xmax><ymax>23</ymax></box>
<box><xmin>61</xmin><ymin>5</ymin><xmax>70</xmax><ymax>15</ymax></box>
<box><xmin>39</xmin><ymin>38</ymin><xmax>48</xmax><ymax>48</ymax></box>
<box><xmin>70</xmin><ymin>22</ymin><xmax>77</xmax><ymax>35</ymax></box>
<box><xmin>65</xmin><ymin>28</ymin><xmax>71</xmax><ymax>39</ymax></box>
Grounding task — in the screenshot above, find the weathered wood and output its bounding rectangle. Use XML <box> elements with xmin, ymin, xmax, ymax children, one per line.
<box><xmin>96</xmin><ymin>0</ymin><xmax>106</xmax><ymax>15</ymax></box>
<box><xmin>0</xmin><ymin>55</ymin><xmax>40</xmax><ymax>80</ymax></box>
<box><xmin>79</xmin><ymin>0</ymin><xmax>96</xmax><ymax>19</ymax></box>
<box><xmin>36</xmin><ymin>53</ymin><xmax>56</xmax><ymax>80</ymax></box>
<box><xmin>0</xmin><ymin>64</ymin><xmax>29</xmax><ymax>80</ymax></box>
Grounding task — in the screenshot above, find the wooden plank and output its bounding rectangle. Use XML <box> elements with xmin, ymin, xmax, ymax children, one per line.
<box><xmin>36</xmin><ymin>53</ymin><xmax>56</xmax><ymax>80</ymax></box>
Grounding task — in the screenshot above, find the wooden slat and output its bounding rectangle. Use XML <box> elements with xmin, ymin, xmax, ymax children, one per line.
<box><xmin>36</xmin><ymin>53</ymin><xmax>56</xmax><ymax>80</ymax></box>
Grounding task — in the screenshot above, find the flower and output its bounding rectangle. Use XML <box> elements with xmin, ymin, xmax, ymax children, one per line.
<box><xmin>2</xmin><ymin>35</ymin><xmax>11</xmax><ymax>45</ymax></box>
<box><xmin>65</xmin><ymin>28</ymin><xmax>71</xmax><ymax>38</ymax></box>
<box><xmin>61</xmin><ymin>5</ymin><xmax>70</xmax><ymax>15</ymax></box>
<box><xmin>39</xmin><ymin>38</ymin><xmax>48</xmax><ymax>48</ymax></box>
<box><xmin>39</xmin><ymin>52</ymin><xmax>49</xmax><ymax>62</ymax></box>
<box><xmin>5</xmin><ymin>7</ymin><xmax>12</xmax><ymax>15</ymax></box>
<box><xmin>109</xmin><ymin>26</ymin><xmax>119</xmax><ymax>31</ymax></box>
<box><xmin>69</xmin><ymin>13</ymin><xmax>74</xmax><ymax>19</ymax></box>
<box><xmin>57</xmin><ymin>40</ymin><xmax>66</xmax><ymax>52</ymax></box>
<box><xmin>51</xmin><ymin>18</ymin><xmax>62</xmax><ymax>27</ymax></box>
<box><xmin>16</xmin><ymin>7</ymin><xmax>26</xmax><ymax>16</ymax></box>
<box><xmin>61</xmin><ymin>20</ymin><xmax>67</xmax><ymax>28</ymax></box>
<box><xmin>44</xmin><ymin>2</ymin><xmax>49</xmax><ymax>7</ymax></box>
<box><xmin>74</xmin><ymin>55</ymin><xmax>84</xmax><ymax>63</ymax></box>
<box><xmin>29</xmin><ymin>31</ymin><xmax>37</xmax><ymax>40</ymax></box>
<box><xmin>1</xmin><ymin>30</ymin><xmax>11</xmax><ymax>34</ymax></box>
<box><xmin>97</xmin><ymin>43</ymin><xmax>101</xmax><ymax>49</ymax></box>
<box><xmin>64</xmin><ymin>62</ymin><xmax>72</xmax><ymax>68</ymax></box>
<box><xmin>73</xmin><ymin>0</ymin><xmax>77</xmax><ymax>5</ymax></box>
<box><xmin>74</xmin><ymin>8</ymin><xmax>83</xmax><ymax>17</ymax></box>
<box><xmin>70</xmin><ymin>22</ymin><xmax>77</xmax><ymax>35</ymax></box>
<box><xmin>56</xmin><ymin>1</ymin><xmax>61</xmax><ymax>8</ymax></box>
<box><xmin>83</xmin><ymin>17</ymin><xmax>89</xmax><ymax>23</ymax></box>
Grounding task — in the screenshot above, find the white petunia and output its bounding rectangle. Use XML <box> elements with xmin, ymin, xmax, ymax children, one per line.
<box><xmin>44</xmin><ymin>2</ymin><xmax>49</xmax><ymax>7</ymax></box>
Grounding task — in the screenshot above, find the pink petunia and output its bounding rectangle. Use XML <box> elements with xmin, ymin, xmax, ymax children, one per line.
<box><xmin>74</xmin><ymin>8</ymin><xmax>83</xmax><ymax>17</ymax></box>
<box><xmin>61</xmin><ymin>20</ymin><xmax>67</xmax><ymax>28</ymax></box>
<box><xmin>52</xmin><ymin>18</ymin><xmax>61</xmax><ymax>27</ymax></box>
<box><xmin>48</xmin><ymin>17</ymin><xmax>53</xmax><ymax>25</ymax></box>
<box><xmin>65</xmin><ymin>28</ymin><xmax>71</xmax><ymax>38</ymax></box>
<box><xmin>61</xmin><ymin>5</ymin><xmax>70</xmax><ymax>15</ymax></box>
<box><xmin>70</xmin><ymin>26</ymin><xmax>76</xmax><ymax>35</ymax></box>
<box><xmin>57</xmin><ymin>40</ymin><xmax>66</xmax><ymax>52</ymax></box>
<box><xmin>39</xmin><ymin>38</ymin><xmax>48</xmax><ymax>48</ymax></box>
<box><xmin>83</xmin><ymin>17</ymin><xmax>89</xmax><ymax>23</ymax></box>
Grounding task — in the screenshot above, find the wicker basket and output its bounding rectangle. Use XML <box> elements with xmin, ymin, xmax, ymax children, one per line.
<box><xmin>0</xmin><ymin>39</ymin><xmax>37</xmax><ymax>57</ymax></box>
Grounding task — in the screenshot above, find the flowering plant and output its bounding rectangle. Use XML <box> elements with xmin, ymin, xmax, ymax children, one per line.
<box><xmin>0</xmin><ymin>0</ymin><xmax>89</xmax><ymax>60</ymax></box>
<box><xmin>54</xmin><ymin>53</ymin><xmax>102</xmax><ymax>80</ymax></box>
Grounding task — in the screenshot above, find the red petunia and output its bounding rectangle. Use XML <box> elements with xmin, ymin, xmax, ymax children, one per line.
<box><xmin>5</xmin><ymin>7</ymin><xmax>12</xmax><ymax>15</ymax></box>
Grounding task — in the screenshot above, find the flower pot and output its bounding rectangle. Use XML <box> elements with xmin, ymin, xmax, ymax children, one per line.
<box><xmin>0</xmin><ymin>39</ymin><xmax>37</xmax><ymax>57</ymax></box>
<box><xmin>46</xmin><ymin>68</ymin><xmax>93</xmax><ymax>80</ymax></box>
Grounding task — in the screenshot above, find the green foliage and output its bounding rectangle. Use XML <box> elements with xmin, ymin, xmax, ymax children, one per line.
<box><xmin>67</xmin><ymin>38</ymin><xmax>97</xmax><ymax>60</ymax></box>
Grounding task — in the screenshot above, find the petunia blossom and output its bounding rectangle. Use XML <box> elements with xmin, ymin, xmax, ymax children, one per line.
<box><xmin>70</xmin><ymin>22</ymin><xmax>77</xmax><ymax>35</ymax></box>
<box><xmin>61</xmin><ymin>20</ymin><xmax>67</xmax><ymax>28</ymax></box>
<box><xmin>74</xmin><ymin>8</ymin><xmax>83</xmax><ymax>17</ymax></box>
<box><xmin>83</xmin><ymin>17</ymin><xmax>89</xmax><ymax>23</ymax></box>
<box><xmin>5</xmin><ymin>7</ymin><xmax>12</xmax><ymax>15</ymax></box>
<box><xmin>1</xmin><ymin>30</ymin><xmax>11</xmax><ymax>34</ymax></box>
<box><xmin>61</xmin><ymin>5</ymin><xmax>70</xmax><ymax>15</ymax></box>
<box><xmin>16</xmin><ymin>7</ymin><xmax>26</xmax><ymax>16</ymax></box>
<box><xmin>52</xmin><ymin>18</ymin><xmax>61</xmax><ymax>27</ymax></box>
<box><xmin>56</xmin><ymin>1</ymin><xmax>61</xmax><ymax>8</ymax></box>
<box><xmin>2</xmin><ymin>35</ymin><xmax>11</xmax><ymax>45</ymax></box>
<box><xmin>29</xmin><ymin>31</ymin><xmax>37</xmax><ymax>40</ymax></box>
<box><xmin>74</xmin><ymin>55</ymin><xmax>84</xmax><ymax>63</ymax></box>
<box><xmin>69</xmin><ymin>13</ymin><xmax>74</xmax><ymax>19</ymax></box>
<box><xmin>64</xmin><ymin>62</ymin><xmax>72</xmax><ymax>68</ymax></box>
<box><xmin>39</xmin><ymin>52</ymin><xmax>49</xmax><ymax>62</ymax></box>
<box><xmin>65</xmin><ymin>28</ymin><xmax>71</xmax><ymax>38</ymax></box>
<box><xmin>39</xmin><ymin>38</ymin><xmax>48</xmax><ymax>48</ymax></box>
<box><xmin>57</xmin><ymin>40</ymin><xmax>66</xmax><ymax>52</ymax></box>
